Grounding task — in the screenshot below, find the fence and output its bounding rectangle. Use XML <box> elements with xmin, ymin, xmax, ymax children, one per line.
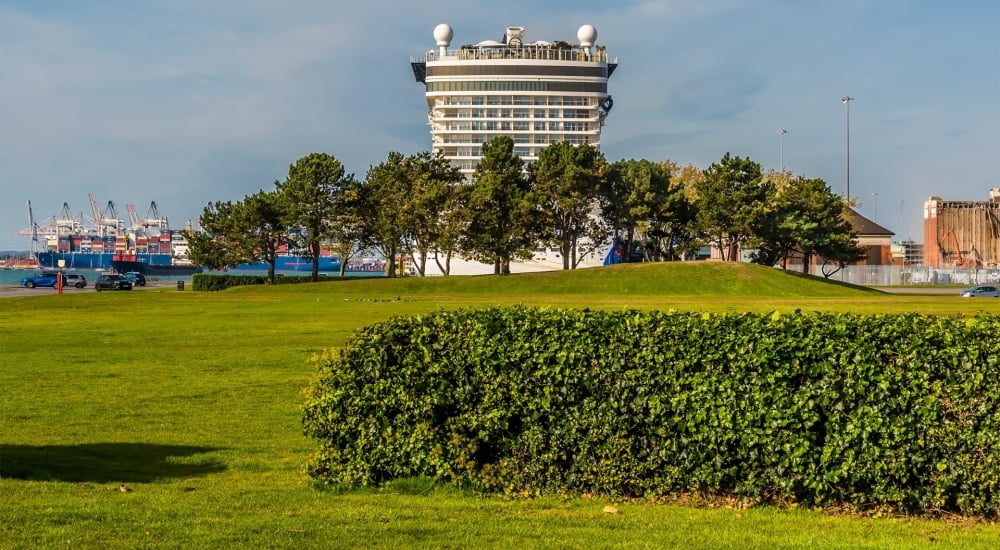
<box><xmin>786</xmin><ymin>264</ymin><xmax>1000</xmax><ymax>286</ymax></box>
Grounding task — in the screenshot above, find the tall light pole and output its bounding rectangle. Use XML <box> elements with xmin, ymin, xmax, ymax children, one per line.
<box><xmin>842</xmin><ymin>96</ymin><xmax>854</xmax><ymax>202</ymax></box>
<box><xmin>777</xmin><ymin>129</ymin><xmax>787</xmax><ymax>172</ymax></box>
<box><xmin>899</xmin><ymin>199</ymin><xmax>906</xmax><ymax>241</ymax></box>
<box><xmin>871</xmin><ymin>192</ymin><xmax>878</xmax><ymax>222</ymax></box>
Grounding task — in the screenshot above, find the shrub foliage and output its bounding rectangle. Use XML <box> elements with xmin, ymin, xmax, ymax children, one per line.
<box><xmin>192</xmin><ymin>273</ymin><xmax>379</xmax><ymax>291</ymax></box>
<box><xmin>302</xmin><ymin>307</ymin><xmax>1000</xmax><ymax>516</ymax></box>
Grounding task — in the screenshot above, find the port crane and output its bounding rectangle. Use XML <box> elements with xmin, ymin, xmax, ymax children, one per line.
<box><xmin>27</xmin><ymin>200</ymin><xmax>40</xmax><ymax>255</ymax></box>
<box><xmin>87</xmin><ymin>194</ymin><xmax>124</xmax><ymax>237</ymax></box>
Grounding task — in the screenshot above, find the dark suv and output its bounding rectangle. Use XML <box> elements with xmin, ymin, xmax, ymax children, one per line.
<box><xmin>95</xmin><ymin>274</ymin><xmax>133</xmax><ymax>291</ymax></box>
<box><xmin>122</xmin><ymin>272</ymin><xmax>147</xmax><ymax>286</ymax></box>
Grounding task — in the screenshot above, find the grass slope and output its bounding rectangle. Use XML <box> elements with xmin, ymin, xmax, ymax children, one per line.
<box><xmin>306</xmin><ymin>262</ymin><xmax>881</xmax><ymax>298</ymax></box>
<box><xmin>1</xmin><ymin>263</ymin><xmax>997</xmax><ymax>548</ymax></box>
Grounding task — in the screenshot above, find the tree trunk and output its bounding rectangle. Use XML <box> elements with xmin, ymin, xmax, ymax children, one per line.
<box><xmin>384</xmin><ymin>246</ymin><xmax>397</xmax><ymax>277</ymax></box>
<box><xmin>417</xmin><ymin>249</ymin><xmax>427</xmax><ymax>277</ymax></box>
<box><xmin>311</xmin><ymin>241</ymin><xmax>320</xmax><ymax>282</ymax></box>
<box><xmin>434</xmin><ymin>251</ymin><xmax>451</xmax><ymax>276</ymax></box>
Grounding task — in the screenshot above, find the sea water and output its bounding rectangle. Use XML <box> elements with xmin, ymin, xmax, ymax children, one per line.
<box><xmin>0</xmin><ymin>268</ymin><xmax>382</xmax><ymax>286</ymax></box>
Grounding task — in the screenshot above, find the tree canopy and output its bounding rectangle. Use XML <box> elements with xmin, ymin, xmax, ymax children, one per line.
<box><xmin>359</xmin><ymin>152</ymin><xmax>412</xmax><ymax>277</ymax></box>
<box><xmin>694</xmin><ymin>153</ymin><xmax>772</xmax><ymax>262</ymax></box>
<box><xmin>603</xmin><ymin>159</ymin><xmax>696</xmax><ymax>263</ymax></box>
<box><xmin>187</xmin><ymin>190</ymin><xmax>286</xmax><ymax>283</ymax></box>
<box><xmin>749</xmin><ymin>175</ymin><xmax>865</xmax><ymax>276</ymax></box>
<box><xmin>187</xmin><ymin>146</ymin><xmax>867</xmax><ymax>279</ymax></box>
<box><xmin>530</xmin><ymin>142</ymin><xmax>608</xmax><ymax>269</ymax></box>
<box><xmin>401</xmin><ymin>151</ymin><xmax>464</xmax><ymax>276</ymax></box>
<box><xmin>462</xmin><ymin>136</ymin><xmax>538</xmax><ymax>274</ymax></box>
<box><xmin>277</xmin><ymin>152</ymin><xmax>355</xmax><ymax>281</ymax></box>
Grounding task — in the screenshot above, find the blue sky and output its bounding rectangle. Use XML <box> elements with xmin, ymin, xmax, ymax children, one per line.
<box><xmin>2</xmin><ymin>0</ymin><xmax>998</xmax><ymax>249</ymax></box>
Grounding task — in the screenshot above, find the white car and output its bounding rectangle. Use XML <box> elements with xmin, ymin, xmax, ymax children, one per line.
<box><xmin>959</xmin><ymin>285</ymin><xmax>1000</xmax><ymax>298</ymax></box>
<box><xmin>66</xmin><ymin>274</ymin><xmax>87</xmax><ymax>288</ymax></box>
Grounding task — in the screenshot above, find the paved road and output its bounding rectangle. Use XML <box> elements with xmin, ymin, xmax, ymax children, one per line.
<box><xmin>871</xmin><ymin>286</ymin><xmax>962</xmax><ymax>295</ymax></box>
<box><xmin>0</xmin><ymin>282</ymin><xmax>169</xmax><ymax>298</ymax></box>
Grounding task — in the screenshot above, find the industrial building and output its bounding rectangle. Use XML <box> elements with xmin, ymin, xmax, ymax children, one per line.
<box><xmin>923</xmin><ymin>189</ymin><xmax>1000</xmax><ymax>268</ymax></box>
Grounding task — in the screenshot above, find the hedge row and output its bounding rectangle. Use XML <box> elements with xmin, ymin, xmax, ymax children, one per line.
<box><xmin>192</xmin><ymin>273</ymin><xmax>380</xmax><ymax>291</ymax></box>
<box><xmin>302</xmin><ymin>307</ymin><xmax>1000</xmax><ymax>516</ymax></box>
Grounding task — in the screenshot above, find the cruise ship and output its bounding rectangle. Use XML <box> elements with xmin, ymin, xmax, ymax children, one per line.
<box><xmin>410</xmin><ymin>23</ymin><xmax>617</xmax><ymax>179</ymax></box>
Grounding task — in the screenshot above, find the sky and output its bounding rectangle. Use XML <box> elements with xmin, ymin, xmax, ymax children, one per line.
<box><xmin>1</xmin><ymin>0</ymin><xmax>998</xmax><ymax>250</ymax></box>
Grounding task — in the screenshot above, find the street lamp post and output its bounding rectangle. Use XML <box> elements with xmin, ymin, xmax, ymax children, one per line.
<box><xmin>872</xmin><ymin>192</ymin><xmax>878</xmax><ymax>222</ymax></box>
<box><xmin>777</xmin><ymin>129</ymin><xmax>787</xmax><ymax>172</ymax></box>
<box><xmin>842</xmin><ymin>96</ymin><xmax>854</xmax><ymax>202</ymax></box>
<box><xmin>899</xmin><ymin>200</ymin><xmax>906</xmax><ymax>241</ymax></box>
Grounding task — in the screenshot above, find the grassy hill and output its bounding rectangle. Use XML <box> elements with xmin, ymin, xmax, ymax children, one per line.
<box><xmin>286</xmin><ymin>261</ymin><xmax>880</xmax><ymax>299</ymax></box>
<box><xmin>3</xmin><ymin>261</ymin><xmax>996</xmax><ymax>548</ymax></box>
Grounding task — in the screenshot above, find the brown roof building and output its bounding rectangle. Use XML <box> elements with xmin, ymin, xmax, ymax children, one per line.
<box><xmin>844</xmin><ymin>207</ymin><xmax>895</xmax><ymax>265</ymax></box>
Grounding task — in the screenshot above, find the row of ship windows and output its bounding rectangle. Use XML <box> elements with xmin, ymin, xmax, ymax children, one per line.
<box><xmin>435</xmin><ymin>136</ymin><xmax>594</xmax><ymax>151</ymax></box>
<box><xmin>434</xmin><ymin>96</ymin><xmax>595</xmax><ymax>106</ymax></box>
<box><xmin>445</xmin><ymin>145</ymin><xmax>595</xmax><ymax>169</ymax></box>
<box><xmin>434</xmin><ymin>109</ymin><xmax>593</xmax><ymax>119</ymax></box>
<box><xmin>426</xmin><ymin>81</ymin><xmax>608</xmax><ymax>93</ymax></box>
<box><xmin>434</xmin><ymin>121</ymin><xmax>595</xmax><ymax>132</ymax></box>
<box><xmin>426</xmin><ymin>65</ymin><xmax>608</xmax><ymax>78</ymax></box>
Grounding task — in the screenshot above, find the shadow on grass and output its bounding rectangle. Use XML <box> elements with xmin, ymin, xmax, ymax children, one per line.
<box><xmin>0</xmin><ymin>443</ymin><xmax>226</xmax><ymax>483</ymax></box>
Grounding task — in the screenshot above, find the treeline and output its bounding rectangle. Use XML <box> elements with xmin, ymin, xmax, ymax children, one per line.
<box><xmin>188</xmin><ymin>138</ymin><xmax>863</xmax><ymax>282</ymax></box>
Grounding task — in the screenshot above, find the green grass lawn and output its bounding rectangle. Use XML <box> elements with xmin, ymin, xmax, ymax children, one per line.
<box><xmin>2</xmin><ymin>263</ymin><xmax>999</xmax><ymax>548</ymax></box>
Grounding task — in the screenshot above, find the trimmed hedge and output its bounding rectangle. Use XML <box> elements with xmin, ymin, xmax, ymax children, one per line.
<box><xmin>302</xmin><ymin>307</ymin><xmax>1000</xmax><ymax>516</ymax></box>
<box><xmin>193</xmin><ymin>274</ymin><xmax>267</xmax><ymax>291</ymax></box>
<box><xmin>192</xmin><ymin>273</ymin><xmax>381</xmax><ymax>291</ymax></box>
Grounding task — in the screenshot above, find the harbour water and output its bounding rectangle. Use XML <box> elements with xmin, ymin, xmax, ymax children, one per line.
<box><xmin>1</xmin><ymin>267</ymin><xmax>382</xmax><ymax>287</ymax></box>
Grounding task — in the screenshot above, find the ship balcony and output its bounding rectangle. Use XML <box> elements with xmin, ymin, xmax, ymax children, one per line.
<box><xmin>429</xmin><ymin>112</ymin><xmax>600</xmax><ymax>123</ymax></box>
<box><xmin>431</xmin><ymin>123</ymin><xmax>599</xmax><ymax>135</ymax></box>
<box><xmin>431</xmin><ymin>97</ymin><xmax>596</xmax><ymax>107</ymax></box>
<box><xmin>433</xmin><ymin>132</ymin><xmax>598</xmax><ymax>148</ymax></box>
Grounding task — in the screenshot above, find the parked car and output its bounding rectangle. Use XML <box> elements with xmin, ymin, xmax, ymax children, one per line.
<box><xmin>20</xmin><ymin>272</ymin><xmax>67</xmax><ymax>288</ymax></box>
<box><xmin>66</xmin><ymin>274</ymin><xmax>88</xmax><ymax>288</ymax></box>
<box><xmin>959</xmin><ymin>285</ymin><xmax>1000</xmax><ymax>298</ymax></box>
<box><xmin>121</xmin><ymin>272</ymin><xmax>146</xmax><ymax>287</ymax></box>
<box><xmin>94</xmin><ymin>274</ymin><xmax>133</xmax><ymax>291</ymax></box>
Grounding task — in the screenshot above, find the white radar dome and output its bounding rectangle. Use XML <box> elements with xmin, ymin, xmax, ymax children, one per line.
<box><xmin>434</xmin><ymin>23</ymin><xmax>454</xmax><ymax>46</ymax></box>
<box><xmin>577</xmin><ymin>24</ymin><xmax>597</xmax><ymax>47</ymax></box>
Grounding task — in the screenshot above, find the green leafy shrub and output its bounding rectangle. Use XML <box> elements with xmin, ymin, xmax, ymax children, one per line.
<box><xmin>192</xmin><ymin>273</ymin><xmax>380</xmax><ymax>290</ymax></box>
<box><xmin>192</xmin><ymin>274</ymin><xmax>267</xmax><ymax>291</ymax></box>
<box><xmin>302</xmin><ymin>307</ymin><xmax>1000</xmax><ymax>516</ymax></box>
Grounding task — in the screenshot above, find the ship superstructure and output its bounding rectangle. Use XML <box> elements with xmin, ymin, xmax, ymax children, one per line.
<box><xmin>410</xmin><ymin>24</ymin><xmax>617</xmax><ymax>178</ymax></box>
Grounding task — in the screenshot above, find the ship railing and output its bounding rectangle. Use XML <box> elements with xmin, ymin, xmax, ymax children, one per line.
<box><xmin>413</xmin><ymin>47</ymin><xmax>614</xmax><ymax>64</ymax></box>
